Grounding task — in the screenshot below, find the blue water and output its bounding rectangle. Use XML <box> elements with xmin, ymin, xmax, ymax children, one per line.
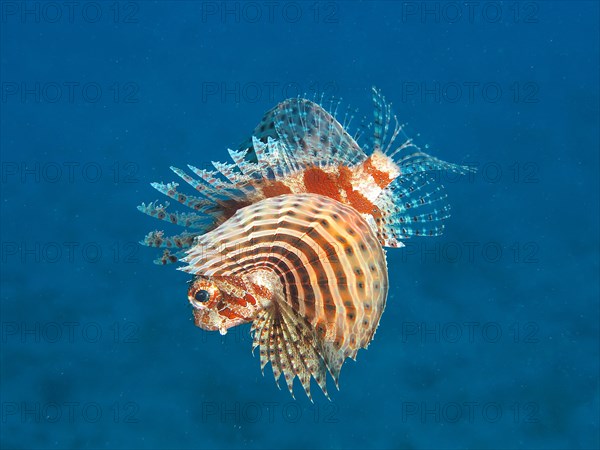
<box><xmin>1</xmin><ymin>1</ymin><xmax>598</xmax><ymax>449</ymax></box>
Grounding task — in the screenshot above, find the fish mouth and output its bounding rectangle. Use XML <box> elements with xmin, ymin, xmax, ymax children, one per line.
<box><xmin>191</xmin><ymin>307</ymin><xmax>219</xmax><ymax>331</ymax></box>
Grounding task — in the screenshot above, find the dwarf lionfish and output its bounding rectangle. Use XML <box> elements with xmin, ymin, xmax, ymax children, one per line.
<box><xmin>138</xmin><ymin>88</ymin><xmax>469</xmax><ymax>400</ymax></box>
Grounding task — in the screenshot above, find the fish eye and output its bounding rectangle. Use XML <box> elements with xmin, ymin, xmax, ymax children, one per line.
<box><xmin>194</xmin><ymin>289</ymin><xmax>210</xmax><ymax>303</ymax></box>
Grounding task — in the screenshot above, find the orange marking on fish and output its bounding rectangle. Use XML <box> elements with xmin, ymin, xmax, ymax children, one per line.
<box><xmin>261</xmin><ymin>181</ymin><xmax>292</xmax><ymax>198</ymax></box>
<box><xmin>225</xmin><ymin>295</ymin><xmax>247</xmax><ymax>307</ymax></box>
<box><xmin>220</xmin><ymin>307</ymin><xmax>243</xmax><ymax>320</ymax></box>
<box><xmin>221</xmin><ymin>276</ymin><xmax>246</xmax><ymax>290</ymax></box>
<box><xmin>363</xmin><ymin>156</ymin><xmax>393</xmax><ymax>189</ymax></box>
<box><xmin>244</xmin><ymin>293</ymin><xmax>257</xmax><ymax>305</ymax></box>
<box><xmin>303</xmin><ymin>167</ymin><xmax>341</xmax><ymax>201</ymax></box>
<box><xmin>250</xmin><ymin>283</ymin><xmax>272</xmax><ymax>301</ymax></box>
<box><xmin>220</xmin><ymin>199</ymin><xmax>253</xmax><ymax>222</ymax></box>
<box><xmin>338</xmin><ymin>165</ymin><xmax>380</xmax><ymax>215</ymax></box>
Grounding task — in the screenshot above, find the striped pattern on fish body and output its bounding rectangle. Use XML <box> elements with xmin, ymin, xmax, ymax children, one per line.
<box><xmin>138</xmin><ymin>88</ymin><xmax>472</xmax><ymax>399</ymax></box>
<box><xmin>181</xmin><ymin>194</ymin><xmax>388</xmax><ymax>399</ymax></box>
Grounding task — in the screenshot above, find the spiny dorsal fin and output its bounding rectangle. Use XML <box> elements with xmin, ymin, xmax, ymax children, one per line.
<box><xmin>139</xmin><ymin>89</ymin><xmax>474</xmax><ymax>266</ymax></box>
<box><xmin>239</xmin><ymin>98</ymin><xmax>368</xmax><ymax>169</ymax></box>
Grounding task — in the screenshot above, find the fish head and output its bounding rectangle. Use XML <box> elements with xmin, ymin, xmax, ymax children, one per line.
<box><xmin>187</xmin><ymin>275</ymin><xmax>259</xmax><ymax>335</ymax></box>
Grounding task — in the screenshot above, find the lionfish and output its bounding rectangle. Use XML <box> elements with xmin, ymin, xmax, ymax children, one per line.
<box><xmin>138</xmin><ymin>88</ymin><xmax>469</xmax><ymax>400</ymax></box>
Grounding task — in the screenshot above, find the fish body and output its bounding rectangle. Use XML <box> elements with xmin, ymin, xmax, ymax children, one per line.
<box><xmin>138</xmin><ymin>88</ymin><xmax>470</xmax><ymax>399</ymax></box>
